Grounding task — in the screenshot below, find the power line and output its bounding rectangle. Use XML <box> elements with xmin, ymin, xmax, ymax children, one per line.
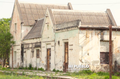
<box><xmin>0</xmin><ymin>1</ymin><xmax>120</xmax><ymax>5</ymax></box>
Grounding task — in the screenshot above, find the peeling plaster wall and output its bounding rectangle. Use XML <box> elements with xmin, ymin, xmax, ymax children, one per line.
<box><xmin>22</xmin><ymin>38</ymin><xmax>41</xmax><ymax>68</ymax></box>
<box><xmin>79</xmin><ymin>30</ymin><xmax>120</xmax><ymax>72</ymax></box>
<box><xmin>10</xmin><ymin>3</ymin><xmax>22</xmax><ymax>68</ymax></box>
<box><xmin>55</xmin><ymin>29</ymin><xmax>79</xmax><ymax>71</ymax></box>
<box><xmin>41</xmin><ymin>10</ymin><xmax>55</xmax><ymax>70</ymax></box>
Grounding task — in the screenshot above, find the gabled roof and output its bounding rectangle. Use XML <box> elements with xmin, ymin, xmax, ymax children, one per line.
<box><xmin>13</xmin><ymin>0</ymin><xmax>73</xmax><ymax>26</ymax></box>
<box><xmin>24</xmin><ymin>18</ymin><xmax>44</xmax><ymax>40</ymax></box>
<box><xmin>49</xmin><ymin>9</ymin><xmax>117</xmax><ymax>26</ymax></box>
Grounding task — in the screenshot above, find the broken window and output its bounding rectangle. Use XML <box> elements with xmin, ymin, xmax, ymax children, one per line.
<box><xmin>100</xmin><ymin>41</ymin><xmax>110</xmax><ymax>64</ymax></box>
<box><xmin>100</xmin><ymin>52</ymin><xmax>109</xmax><ymax>64</ymax></box>
<box><xmin>36</xmin><ymin>49</ymin><xmax>39</xmax><ymax>58</ymax></box>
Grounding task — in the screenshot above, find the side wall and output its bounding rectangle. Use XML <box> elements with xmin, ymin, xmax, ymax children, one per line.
<box><xmin>55</xmin><ymin>29</ymin><xmax>79</xmax><ymax>71</ymax></box>
<box><xmin>10</xmin><ymin>3</ymin><xmax>22</xmax><ymax>68</ymax></box>
<box><xmin>79</xmin><ymin>30</ymin><xmax>120</xmax><ymax>72</ymax></box>
<box><xmin>22</xmin><ymin>38</ymin><xmax>41</xmax><ymax>68</ymax></box>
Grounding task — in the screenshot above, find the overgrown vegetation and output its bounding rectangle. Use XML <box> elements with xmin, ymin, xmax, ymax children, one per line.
<box><xmin>52</xmin><ymin>69</ymin><xmax>62</xmax><ymax>72</ymax></box>
<box><xmin>38</xmin><ymin>67</ymin><xmax>44</xmax><ymax>71</ymax></box>
<box><xmin>0</xmin><ymin>18</ymin><xmax>14</xmax><ymax>67</ymax></box>
<box><xmin>63</xmin><ymin>70</ymin><xmax>120</xmax><ymax>79</ymax></box>
<box><xmin>0</xmin><ymin>72</ymin><xmax>44</xmax><ymax>79</ymax></box>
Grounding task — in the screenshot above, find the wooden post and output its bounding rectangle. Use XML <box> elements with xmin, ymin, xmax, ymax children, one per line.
<box><xmin>109</xmin><ymin>25</ymin><xmax>112</xmax><ymax>79</ymax></box>
<box><xmin>12</xmin><ymin>46</ymin><xmax>13</xmax><ymax>69</ymax></box>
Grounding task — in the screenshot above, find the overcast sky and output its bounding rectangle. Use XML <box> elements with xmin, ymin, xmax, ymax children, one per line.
<box><xmin>0</xmin><ymin>0</ymin><xmax>120</xmax><ymax>26</ymax></box>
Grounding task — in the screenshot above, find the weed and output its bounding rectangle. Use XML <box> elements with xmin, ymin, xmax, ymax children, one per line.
<box><xmin>38</xmin><ymin>67</ymin><xmax>44</xmax><ymax>71</ymax></box>
<box><xmin>97</xmin><ymin>71</ymin><xmax>109</xmax><ymax>76</ymax></box>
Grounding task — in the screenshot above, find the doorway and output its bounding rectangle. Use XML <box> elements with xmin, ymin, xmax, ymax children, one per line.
<box><xmin>63</xmin><ymin>42</ymin><xmax>68</xmax><ymax>72</ymax></box>
<box><xmin>47</xmin><ymin>48</ymin><xmax>51</xmax><ymax>71</ymax></box>
<box><xmin>21</xmin><ymin>44</ymin><xmax>24</xmax><ymax>63</ymax></box>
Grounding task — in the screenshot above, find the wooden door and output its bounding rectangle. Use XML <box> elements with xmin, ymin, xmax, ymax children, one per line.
<box><xmin>63</xmin><ymin>42</ymin><xmax>68</xmax><ymax>72</ymax></box>
<box><xmin>47</xmin><ymin>48</ymin><xmax>51</xmax><ymax>71</ymax></box>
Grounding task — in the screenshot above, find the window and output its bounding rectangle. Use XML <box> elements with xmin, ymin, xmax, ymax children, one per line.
<box><xmin>36</xmin><ymin>49</ymin><xmax>39</xmax><ymax>58</ymax></box>
<box><xmin>15</xmin><ymin>23</ymin><xmax>17</xmax><ymax>33</ymax></box>
<box><xmin>31</xmin><ymin>50</ymin><xmax>34</xmax><ymax>58</ymax></box>
<box><xmin>100</xmin><ymin>52</ymin><xmax>109</xmax><ymax>64</ymax></box>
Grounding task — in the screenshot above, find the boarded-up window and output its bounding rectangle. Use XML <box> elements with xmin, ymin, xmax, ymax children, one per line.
<box><xmin>100</xmin><ymin>52</ymin><xmax>109</xmax><ymax>64</ymax></box>
<box><xmin>36</xmin><ymin>49</ymin><xmax>39</xmax><ymax>58</ymax></box>
<box><xmin>100</xmin><ymin>41</ymin><xmax>109</xmax><ymax>64</ymax></box>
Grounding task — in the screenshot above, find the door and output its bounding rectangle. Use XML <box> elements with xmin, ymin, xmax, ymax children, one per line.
<box><xmin>21</xmin><ymin>44</ymin><xmax>24</xmax><ymax>63</ymax></box>
<box><xmin>47</xmin><ymin>48</ymin><xmax>51</xmax><ymax>71</ymax></box>
<box><xmin>63</xmin><ymin>42</ymin><xmax>68</xmax><ymax>72</ymax></box>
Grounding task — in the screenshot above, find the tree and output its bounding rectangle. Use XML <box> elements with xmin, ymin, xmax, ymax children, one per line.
<box><xmin>0</xmin><ymin>18</ymin><xmax>14</xmax><ymax>67</ymax></box>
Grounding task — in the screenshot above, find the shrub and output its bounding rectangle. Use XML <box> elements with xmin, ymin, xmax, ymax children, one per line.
<box><xmin>97</xmin><ymin>71</ymin><xmax>109</xmax><ymax>76</ymax></box>
<box><xmin>53</xmin><ymin>69</ymin><xmax>56</xmax><ymax>72</ymax></box>
<box><xmin>34</xmin><ymin>67</ymin><xmax>37</xmax><ymax>70</ymax></box>
<box><xmin>114</xmin><ymin>72</ymin><xmax>120</xmax><ymax>76</ymax></box>
<box><xmin>104</xmin><ymin>76</ymin><xmax>109</xmax><ymax>79</ymax></box>
<box><xmin>28</xmin><ymin>64</ymin><xmax>32</xmax><ymax>69</ymax></box>
<box><xmin>38</xmin><ymin>67</ymin><xmax>44</xmax><ymax>71</ymax></box>
<box><xmin>2</xmin><ymin>67</ymin><xmax>6</xmax><ymax>70</ymax></box>
<box><xmin>78</xmin><ymin>70</ymin><xmax>93</xmax><ymax>75</ymax></box>
<box><xmin>19</xmin><ymin>67</ymin><xmax>23</xmax><ymax>69</ymax></box>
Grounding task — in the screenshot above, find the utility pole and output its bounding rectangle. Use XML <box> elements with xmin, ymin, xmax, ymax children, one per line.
<box><xmin>109</xmin><ymin>25</ymin><xmax>112</xmax><ymax>79</ymax></box>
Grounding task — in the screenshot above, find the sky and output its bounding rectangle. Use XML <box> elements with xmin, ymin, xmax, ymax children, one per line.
<box><xmin>0</xmin><ymin>0</ymin><xmax>120</xmax><ymax>26</ymax></box>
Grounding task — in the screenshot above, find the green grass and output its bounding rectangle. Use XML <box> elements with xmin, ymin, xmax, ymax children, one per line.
<box><xmin>0</xmin><ymin>72</ymin><xmax>44</xmax><ymax>79</ymax></box>
<box><xmin>63</xmin><ymin>70</ymin><xmax>120</xmax><ymax>79</ymax></box>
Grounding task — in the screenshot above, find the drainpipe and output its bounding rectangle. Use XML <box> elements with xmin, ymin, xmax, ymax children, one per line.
<box><xmin>109</xmin><ymin>25</ymin><xmax>112</xmax><ymax>79</ymax></box>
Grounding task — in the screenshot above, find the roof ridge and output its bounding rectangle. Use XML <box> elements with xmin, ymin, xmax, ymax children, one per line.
<box><xmin>19</xmin><ymin>2</ymin><xmax>68</xmax><ymax>6</ymax></box>
<box><xmin>52</xmin><ymin>9</ymin><xmax>106</xmax><ymax>13</ymax></box>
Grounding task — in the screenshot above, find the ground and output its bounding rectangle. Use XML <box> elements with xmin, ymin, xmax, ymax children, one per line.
<box><xmin>0</xmin><ymin>66</ymin><xmax>120</xmax><ymax>79</ymax></box>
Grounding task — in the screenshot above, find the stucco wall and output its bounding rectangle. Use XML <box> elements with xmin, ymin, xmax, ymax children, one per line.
<box><xmin>55</xmin><ymin>29</ymin><xmax>79</xmax><ymax>71</ymax></box>
<box><xmin>10</xmin><ymin>3</ymin><xmax>22</xmax><ymax>68</ymax></box>
<box><xmin>22</xmin><ymin>38</ymin><xmax>41</xmax><ymax>68</ymax></box>
<box><xmin>79</xmin><ymin>30</ymin><xmax>120</xmax><ymax>72</ymax></box>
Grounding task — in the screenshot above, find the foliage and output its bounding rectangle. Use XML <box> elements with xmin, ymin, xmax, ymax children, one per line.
<box><xmin>38</xmin><ymin>67</ymin><xmax>44</xmax><ymax>71</ymax></box>
<box><xmin>34</xmin><ymin>67</ymin><xmax>37</xmax><ymax>70</ymax></box>
<box><xmin>52</xmin><ymin>68</ymin><xmax>62</xmax><ymax>72</ymax></box>
<box><xmin>96</xmin><ymin>71</ymin><xmax>109</xmax><ymax>76</ymax></box>
<box><xmin>0</xmin><ymin>18</ymin><xmax>14</xmax><ymax>67</ymax></box>
<box><xmin>0</xmin><ymin>72</ymin><xmax>43</xmax><ymax>79</ymax></box>
<box><xmin>64</xmin><ymin>70</ymin><xmax>120</xmax><ymax>79</ymax></box>
<box><xmin>28</xmin><ymin>64</ymin><xmax>32</xmax><ymax>70</ymax></box>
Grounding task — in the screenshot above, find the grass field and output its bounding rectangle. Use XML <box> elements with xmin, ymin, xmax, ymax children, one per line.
<box><xmin>63</xmin><ymin>70</ymin><xmax>120</xmax><ymax>79</ymax></box>
<box><xmin>0</xmin><ymin>72</ymin><xmax>44</xmax><ymax>79</ymax></box>
<box><xmin>0</xmin><ymin>65</ymin><xmax>120</xmax><ymax>79</ymax></box>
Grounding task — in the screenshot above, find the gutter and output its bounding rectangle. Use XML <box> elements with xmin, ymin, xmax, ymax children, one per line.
<box><xmin>79</xmin><ymin>26</ymin><xmax>120</xmax><ymax>31</ymax></box>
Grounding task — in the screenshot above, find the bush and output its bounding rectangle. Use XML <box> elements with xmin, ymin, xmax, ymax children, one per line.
<box><xmin>97</xmin><ymin>71</ymin><xmax>109</xmax><ymax>76</ymax></box>
<box><xmin>19</xmin><ymin>67</ymin><xmax>23</xmax><ymax>69</ymax></box>
<box><xmin>28</xmin><ymin>64</ymin><xmax>32</xmax><ymax>69</ymax></box>
<box><xmin>38</xmin><ymin>67</ymin><xmax>44</xmax><ymax>71</ymax></box>
<box><xmin>34</xmin><ymin>67</ymin><xmax>37</xmax><ymax>70</ymax></box>
<box><xmin>53</xmin><ymin>69</ymin><xmax>56</xmax><ymax>72</ymax></box>
<box><xmin>24</xmin><ymin>66</ymin><xmax>28</xmax><ymax>69</ymax></box>
<box><xmin>79</xmin><ymin>70</ymin><xmax>93</xmax><ymax>75</ymax></box>
<box><xmin>114</xmin><ymin>72</ymin><xmax>120</xmax><ymax>76</ymax></box>
<box><xmin>2</xmin><ymin>67</ymin><xmax>6</xmax><ymax>70</ymax></box>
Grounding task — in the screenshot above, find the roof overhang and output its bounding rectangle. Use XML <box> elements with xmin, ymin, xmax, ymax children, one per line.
<box><xmin>79</xmin><ymin>26</ymin><xmax>120</xmax><ymax>31</ymax></box>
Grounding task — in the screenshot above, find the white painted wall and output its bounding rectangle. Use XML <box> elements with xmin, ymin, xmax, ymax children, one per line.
<box><xmin>79</xmin><ymin>30</ymin><xmax>120</xmax><ymax>71</ymax></box>
<box><xmin>55</xmin><ymin>29</ymin><xmax>79</xmax><ymax>71</ymax></box>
